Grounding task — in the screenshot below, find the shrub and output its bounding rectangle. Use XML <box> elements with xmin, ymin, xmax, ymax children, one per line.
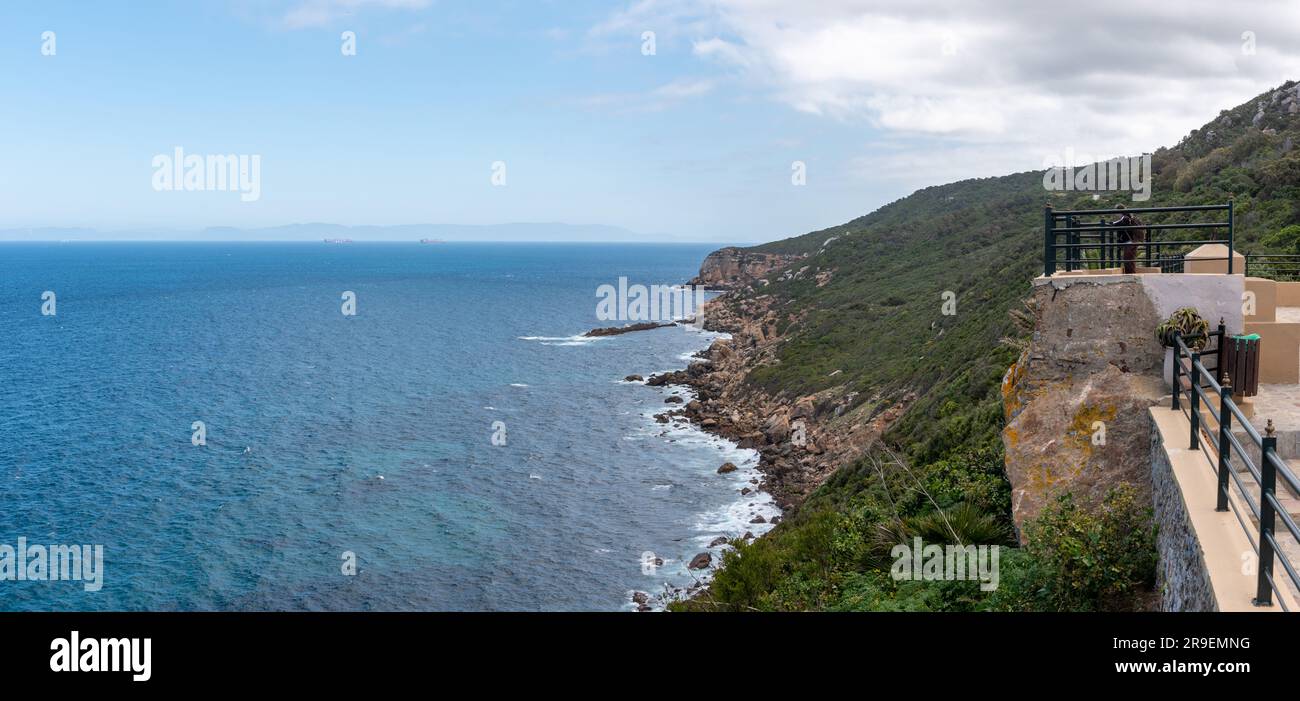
<box><xmin>1021</xmin><ymin>485</ymin><xmax>1157</xmax><ymax>611</ymax></box>
<box><xmin>1260</xmin><ymin>224</ymin><xmax>1300</xmax><ymax>253</ymax></box>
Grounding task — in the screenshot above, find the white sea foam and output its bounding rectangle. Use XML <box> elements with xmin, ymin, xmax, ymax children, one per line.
<box><xmin>517</xmin><ymin>334</ymin><xmax>602</xmax><ymax>347</ymax></box>
<box><xmin>633</xmin><ymin>373</ymin><xmax>783</xmax><ymax>568</ymax></box>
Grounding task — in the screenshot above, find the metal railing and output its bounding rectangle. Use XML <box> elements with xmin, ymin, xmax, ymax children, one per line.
<box><xmin>1246</xmin><ymin>254</ymin><xmax>1300</xmax><ymax>282</ymax></box>
<box><xmin>1044</xmin><ymin>202</ymin><xmax>1234</xmax><ymax>276</ymax></box>
<box><xmin>1171</xmin><ymin>330</ymin><xmax>1300</xmax><ymax>608</ymax></box>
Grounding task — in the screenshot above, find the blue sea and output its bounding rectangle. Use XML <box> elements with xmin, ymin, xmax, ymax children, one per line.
<box><xmin>0</xmin><ymin>242</ymin><xmax>779</xmax><ymax>611</ymax></box>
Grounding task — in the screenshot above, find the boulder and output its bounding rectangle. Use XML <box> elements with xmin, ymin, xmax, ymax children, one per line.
<box><xmin>762</xmin><ymin>412</ymin><xmax>791</xmax><ymax>443</ymax></box>
<box><xmin>716</xmin><ymin>462</ymin><xmax>738</xmax><ymax>474</ymax></box>
<box><xmin>1001</xmin><ymin>278</ymin><xmax>1168</xmax><ymax>539</ymax></box>
<box><xmin>688</xmin><ymin>552</ymin><xmax>712</xmax><ymax>570</ymax></box>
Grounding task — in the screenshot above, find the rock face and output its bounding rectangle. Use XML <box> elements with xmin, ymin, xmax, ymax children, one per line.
<box><xmin>689</xmin><ymin>247</ymin><xmax>805</xmax><ymax>291</ymax></box>
<box><xmin>1002</xmin><ymin>277</ymin><xmax>1166</xmax><ymax>539</ymax></box>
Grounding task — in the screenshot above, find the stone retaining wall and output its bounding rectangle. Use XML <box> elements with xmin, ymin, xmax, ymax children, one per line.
<box><xmin>1150</xmin><ymin>412</ymin><xmax>1218</xmax><ymax>611</ymax></box>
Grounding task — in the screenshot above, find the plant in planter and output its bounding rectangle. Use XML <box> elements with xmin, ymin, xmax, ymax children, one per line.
<box><xmin>1155</xmin><ymin>307</ymin><xmax>1209</xmax><ymax>389</ymax></box>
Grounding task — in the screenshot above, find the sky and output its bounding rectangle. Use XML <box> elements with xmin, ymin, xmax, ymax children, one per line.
<box><xmin>2</xmin><ymin>0</ymin><xmax>1300</xmax><ymax>242</ymax></box>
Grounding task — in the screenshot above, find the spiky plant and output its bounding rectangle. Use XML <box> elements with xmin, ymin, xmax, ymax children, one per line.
<box><xmin>1155</xmin><ymin>307</ymin><xmax>1209</xmax><ymax>350</ymax></box>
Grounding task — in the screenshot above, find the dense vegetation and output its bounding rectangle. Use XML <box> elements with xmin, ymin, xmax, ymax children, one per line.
<box><xmin>675</xmin><ymin>80</ymin><xmax>1300</xmax><ymax>612</ymax></box>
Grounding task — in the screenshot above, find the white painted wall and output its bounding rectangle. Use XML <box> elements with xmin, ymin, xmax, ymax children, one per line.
<box><xmin>1141</xmin><ymin>274</ymin><xmax>1245</xmax><ymax>334</ymax></box>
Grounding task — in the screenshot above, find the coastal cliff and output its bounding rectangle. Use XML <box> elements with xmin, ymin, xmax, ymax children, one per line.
<box><xmin>688</xmin><ymin>247</ymin><xmax>806</xmax><ymax>291</ymax></box>
<box><xmin>661</xmin><ymin>80</ymin><xmax>1300</xmax><ymax>611</ymax></box>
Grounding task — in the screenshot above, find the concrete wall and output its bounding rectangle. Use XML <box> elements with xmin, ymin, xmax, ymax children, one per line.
<box><xmin>1035</xmin><ymin>273</ymin><xmax>1245</xmax><ymax>335</ymax></box>
<box><xmin>1245</xmin><ymin>277</ymin><xmax>1277</xmax><ymax>322</ymax></box>
<box><xmin>1279</xmin><ymin>281</ymin><xmax>1300</xmax><ymax>307</ymax></box>
<box><xmin>1139</xmin><ymin>273</ymin><xmax>1245</xmax><ymax>335</ymax></box>
<box><xmin>1184</xmin><ymin>244</ymin><xmax>1245</xmax><ymax>275</ymax></box>
<box><xmin>1244</xmin><ymin>321</ymin><xmax>1300</xmax><ymax>384</ymax></box>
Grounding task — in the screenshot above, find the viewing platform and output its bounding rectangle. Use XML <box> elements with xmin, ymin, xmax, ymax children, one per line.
<box><xmin>1039</xmin><ymin>202</ymin><xmax>1300</xmax><ymax>610</ymax></box>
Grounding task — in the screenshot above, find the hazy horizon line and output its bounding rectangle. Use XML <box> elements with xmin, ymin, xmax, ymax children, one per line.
<box><xmin>0</xmin><ymin>222</ymin><xmax>768</xmax><ymax>245</ymax></box>
<box><xmin>0</xmin><ymin>238</ymin><xmax>754</xmax><ymax>244</ymax></box>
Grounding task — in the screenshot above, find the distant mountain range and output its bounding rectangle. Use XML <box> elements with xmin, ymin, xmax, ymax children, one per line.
<box><xmin>0</xmin><ymin>222</ymin><xmax>719</xmax><ymax>243</ymax></box>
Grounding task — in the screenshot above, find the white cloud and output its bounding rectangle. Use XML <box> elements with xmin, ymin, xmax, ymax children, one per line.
<box><xmin>599</xmin><ymin>0</ymin><xmax>1300</xmax><ymax>182</ymax></box>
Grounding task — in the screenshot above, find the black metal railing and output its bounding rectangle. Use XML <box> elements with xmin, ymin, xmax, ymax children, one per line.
<box><xmin>1155</xmin><ymin>253</ymin><xmax>1185</xmax><ymax>274</ymax></box>
<box><xmin>1044</xmin><ymin>202</ymin><xmax>1234</xmax><ymax>276</ymax></box>
<box><xmin>1171</xmin><ymin>330</ymin><xmax>1300</xmax><ymax>608</ymax></box>
<box><xmin>1246</xmin><ymin>254</ymin><xmax>1300</xmax><ymax>282</ymax></box>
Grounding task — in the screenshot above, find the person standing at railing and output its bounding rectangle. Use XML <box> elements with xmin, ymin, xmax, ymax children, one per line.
<box><xmin>1112</xmin><ymin>205</ymin><xmax>1147</xmax><ymax>274</ymax></box>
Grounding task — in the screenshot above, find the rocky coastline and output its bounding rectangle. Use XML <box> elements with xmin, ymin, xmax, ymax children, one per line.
<box><xmin>626</xmin><ymin>253</ymin><xmax>913</xmax><ymax>609</ymax></box>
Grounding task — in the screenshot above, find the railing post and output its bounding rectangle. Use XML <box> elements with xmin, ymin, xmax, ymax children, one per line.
<box><xmin>1065</xmin><ymin>219</ymin><xmax>1073</xmax><ymax>271</ymax></box>
<box><xmin>1216</xmin><ymin>373</ymin><xmax>1233</xmax><ymax>512</ymax></box>
<box><xmin>1067</xmin><ymin>216</ymin><xmax>1077</xmax><ymax>272</ymax></box>
<box><xmin>1100</xmin><ymin>218</ymin><xmax>1108</xmax><ymax>269</ymax></box>
<box><xmin>1228</xmin><ymin>197</ymin><xmax>1236</xmax><ymax>275</ymax></box>
<box><xmin>1216</xmin><ymin>318</ymin><xmax>1226</xmax><ymax>378</ymax></box>
<box><xmin>1044</xmin><ymin>205</ymin><xmax>1055</xmax><ymax>277</ymax></box>
<box><xmin>1189</xmin><ymin>347</ymin><xmax>1201</xmax><ymax>450</ymax></box>
<box><xmin>1172</xmin><ymin>343</ymin><xmax>1181</xmax><ymax>411</ymax></box>
<box><xmin>1255</xmin><ymin>419</ymin><xmax>1278</xmax><ymax>606</ymax></box>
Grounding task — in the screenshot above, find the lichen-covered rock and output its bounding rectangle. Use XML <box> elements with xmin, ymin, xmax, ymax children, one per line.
<box><xmin>1002</xmin><ymin>277</ymin><xmax>1166</xmax><ymax>539</ymax></box>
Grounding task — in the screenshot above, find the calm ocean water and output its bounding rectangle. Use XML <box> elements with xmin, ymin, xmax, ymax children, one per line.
<box><xmin>0</xmin><ymin>242</ymin><xmax>778</xmax><ymax>611</ymax></box>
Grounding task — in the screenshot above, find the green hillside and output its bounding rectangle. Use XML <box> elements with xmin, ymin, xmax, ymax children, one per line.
<box><xmin>677</xmin><ymin>80</ymin><xmax>1300</xmax><ymax>612</ymax></box>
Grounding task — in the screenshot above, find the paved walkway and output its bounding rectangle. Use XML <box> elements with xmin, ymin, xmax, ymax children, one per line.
<box><xmin>1241</xmin><ymin>384</ymin><xmax>1300</xmax><ymax>458</ymax></box>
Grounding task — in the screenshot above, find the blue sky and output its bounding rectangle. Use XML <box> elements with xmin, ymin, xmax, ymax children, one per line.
<box><xmin>2</xmin><ymin>1</ymin><xmax>1299</xmax><ymax>242</ymax></box>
